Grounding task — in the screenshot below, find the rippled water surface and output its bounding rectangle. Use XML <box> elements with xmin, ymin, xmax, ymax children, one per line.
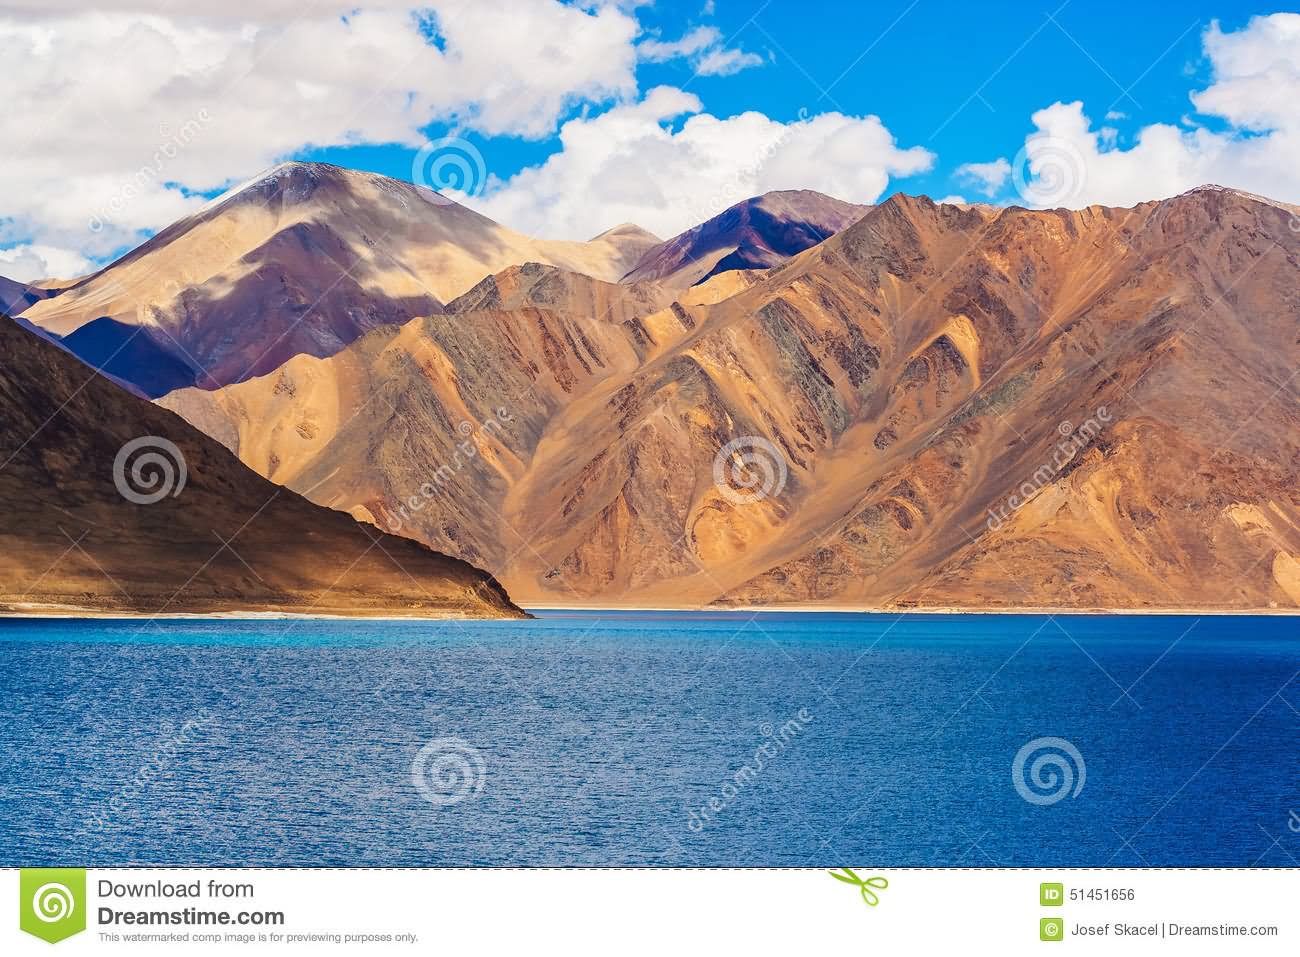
<box><xmin>0</xmin><ymin>612</ymin><xmax>1295</xmax><ymax>866</ymax></box>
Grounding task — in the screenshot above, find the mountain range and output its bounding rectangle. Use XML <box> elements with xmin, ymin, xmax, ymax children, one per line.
<box><xmin>16</xmin><ymin>164</ymin><xmax>857</xmax><ymax>399</ymax></box>
<box><xmin>4</xmin><ymin>164</ymin><xmax>1298</xmax><ymax>612</ymax></box>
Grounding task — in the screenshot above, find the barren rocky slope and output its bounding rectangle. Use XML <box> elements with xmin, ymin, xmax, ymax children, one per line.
<box><xmin>159</xmin><ymin>187</ymin><xmax>1300</xmax><ymax>610</ymax></box>
<box><xmin>0</xmin><ymin>316</ymin><xmax>524</xmax><ymax>617</ymax></box>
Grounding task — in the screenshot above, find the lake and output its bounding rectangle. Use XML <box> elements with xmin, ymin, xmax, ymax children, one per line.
<box><xmin>0</xmin><ymin>612</ymin><xmax>1295</xmax><ymax>866</ymax></box>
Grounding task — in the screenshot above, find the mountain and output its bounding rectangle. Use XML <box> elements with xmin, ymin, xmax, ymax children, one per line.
<box><xmin>0</xmin><ymin>274</ymin><xmax>61</xmax><ymax>314</ymax></box>
<box><xmin>0</xmin><ymin>315</ymin><xmax>524</xmax><ymax>618</ymax></box>
<box><xmin>19</xmin><ymin>162</ymin><xmax>659</xmax><ymax>395</ymax></box>
<box><xmin>156</xmin><ymin>186</ymin><xmax>1300</xmax><ymax>611</ymax></box>
<box><xmin>693</xmin><ymin>187</ymin><xmax>1300</xmax><ymax>610</ymax></box>
<box><xmin>446</xmin><ymin>260</ymin><xmax>671</xmax><ymax>320</ymax></box>
<box><xmin>621</xmin><ymin>190</ymin><xmax>870</xmax><ymax>288</ymax></box>
<box><xmin>587</xmin><ymin>222</ymin><xmax>662</xmax><ymax>266</ymax></box>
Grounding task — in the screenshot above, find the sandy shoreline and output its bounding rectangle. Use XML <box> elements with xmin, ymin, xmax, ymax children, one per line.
<box><xmin>0</xmin><ymin>604</ymin><xmax>515</xmax><ymax>621</ymax></box>
<box><xmin>528</xmin><ymin>604</ymin><xmax>1299</xmax><ymax>616</ymax></box>
<box><xmin>1</xmin><ymin>603</ymin><xmax>1295</xmax><ymax>620</ymax></box>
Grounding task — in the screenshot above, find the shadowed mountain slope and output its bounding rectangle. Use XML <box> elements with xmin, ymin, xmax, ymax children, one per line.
<box><xmin>0</xmin><ymin>316</ymin><xmax>524</xmax><ymax>618</ymax></box>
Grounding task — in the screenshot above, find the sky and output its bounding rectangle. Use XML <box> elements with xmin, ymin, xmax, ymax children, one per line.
<box><xmin>1</xmin><ymin>0</ymin><xmax>1298</xmax><ymax>281</ymax></box>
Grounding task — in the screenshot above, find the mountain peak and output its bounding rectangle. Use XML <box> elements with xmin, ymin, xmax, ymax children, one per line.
<box><xmin>1173</xmin><ymin>183</ymin><xmax>1300</xmax><ymax>215</ymax></box>
<box><xmin>198</xmin><ymin>160</ymin><xmax>382</xmax><ymax>215</ymax></box>
<box><xmin>589</xmin><ymin>222</ymin><xmax>661</xmax><ymax>243</ymax></box>
<box><xmin>623</xmin><ymin>189</ymin><xmax>870</xmax><ymax>286</ymax></box>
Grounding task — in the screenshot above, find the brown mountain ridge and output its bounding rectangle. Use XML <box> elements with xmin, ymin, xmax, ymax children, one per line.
<box><xmin>158</xmin><ymin>184</ymin><xmax>1300</xmax><ymax>611</ymax></box>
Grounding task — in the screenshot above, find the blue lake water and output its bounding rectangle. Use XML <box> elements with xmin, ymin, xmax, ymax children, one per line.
<box><xmin>0</xmin><ymin>612</ymin><xmax>1295</xmax><ymax>867</ymax></box>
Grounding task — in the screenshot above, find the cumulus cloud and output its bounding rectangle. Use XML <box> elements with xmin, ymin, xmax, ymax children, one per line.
<box><xmin>0</xmin><ymin>245</ymin><xmax>93</xmax><ymax>283</ymax></box>
<box><xmin>955</xmin><ymin>158</ymin><xmax>1011</xmax><ymax>197</ymax></box>
<box><xmin>1012</xmin><ymin>14</ymin><xmax>1300</xmax><ymax>208</ymax></box>
<box><xmin>0</xmin><ymin>1</ymin><xmax>640</xmax><ymax>271</ymax></box>
<box><xmin>463</xmin><ymin>86</ymin><xmax>933</xmax><ymax>239</ymax></box>
<box><xmin>637</xmin><ymin>24</ymin><xmax>762</xmax><ymax>76</ymax></box>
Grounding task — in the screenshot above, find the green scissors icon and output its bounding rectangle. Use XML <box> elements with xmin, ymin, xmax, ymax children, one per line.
<box><xmin>828</xmin><ymin>868</ymin><xmax>889</xmax><ymax>906</ymax></box>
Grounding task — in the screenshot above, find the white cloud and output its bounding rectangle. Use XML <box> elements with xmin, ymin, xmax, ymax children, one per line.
<box><xmin>1012</xmin><ymin>14</ymin><xmax>1300</xmax><ymax>208</ymax></box>
<box><xmin>954</xmin><ymin>158</ymin><xmax>1011</xmax><ymax>197</ymax></box>
<box><xmin>1195</xmin><ymin>13</ymin><xmax>1300</xmax><ymax>130</ymax></box>
<box><xmin>462</xmin><ymin>86</ymin><xmax>933</xmax><ymax>239</ymax></box>
<box><xmin>0</xmin><ymin>1</ymin><xmax>641</xmax><ymax>267</ymax></box>
<box><xmin>0</xmin><ymin>1</ymin><xmax>421</xmax><ymax>19</ymax></box>
<box><xmin>638</xmin><ymin>25</ymin><xmax>719</xmax><ymax>61</ymax></box>
<box><xmin>0</xmin><ymin>244</ymin><xmax>93</xmax><ymax>283</ymax></box>
<box><xmin>637</xmin><ymin>24</ymin><xmax>762</xmax><ymax>76</ymax></box>
<box><xmin>696</xmin><ymin>46</ymin><xmax>764</xmax><ymax>77</ymax></box>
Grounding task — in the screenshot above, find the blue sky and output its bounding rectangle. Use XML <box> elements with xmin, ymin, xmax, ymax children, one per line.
<box><xmin>308</xmin><ymin>0</ymin><xmax>1268</xmax><ymax>207</ymax></box>
<box><xmin>2</xmin><ymin>1</ymin><xmax>1297</xmax><ymax>279</ymax></box>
